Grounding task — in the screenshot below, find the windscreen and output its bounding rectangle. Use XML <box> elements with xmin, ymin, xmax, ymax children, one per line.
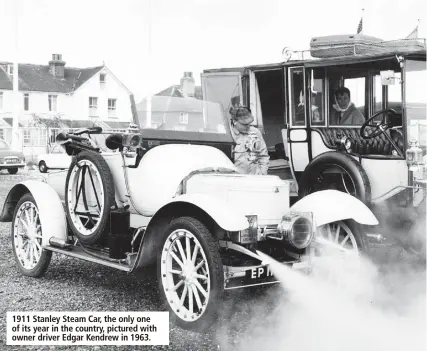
<box><xmin>135</xmin><ymin>96</ymin><xmax>229</xmax><ymax>134</ymax></box>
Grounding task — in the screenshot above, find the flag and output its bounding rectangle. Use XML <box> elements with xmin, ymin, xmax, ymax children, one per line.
<box><xmin>406</xmin><ymin>24</ymin><xmax>419</xmax><ymax>39</ymax></box>
<box><xmin>357</xmin><ymin>17</ymin><xmax>363</xmax><ymax>34</ymax></box>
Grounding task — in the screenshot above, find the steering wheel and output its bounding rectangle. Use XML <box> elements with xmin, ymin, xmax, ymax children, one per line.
<box><xmin>360</xmin><ymin>109</ymin><xmax>398</xmax><ymax>139</ymax></box>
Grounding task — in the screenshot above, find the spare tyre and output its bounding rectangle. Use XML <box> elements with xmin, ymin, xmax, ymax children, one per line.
<box><xmin>298</xmin><ymin>151</ymin><xmax>371</xmax><ymax>204</ymax></box>
<box><xmin>65</xmin><ymin>151</ymin><xmax>115</xmax><ymax>245</ymax></box>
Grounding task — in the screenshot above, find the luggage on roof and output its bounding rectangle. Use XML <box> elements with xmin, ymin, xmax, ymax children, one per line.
<box><xmin>309</xmin><ymin>34</ymin><xmax>425</xmax><ymax>58</ymax></box>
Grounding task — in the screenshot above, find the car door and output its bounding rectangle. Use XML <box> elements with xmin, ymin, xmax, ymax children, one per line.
<box><xmin>284</xmin><ymin>66</ymin><xmax>311</xmax><ymax>187</ymax></box>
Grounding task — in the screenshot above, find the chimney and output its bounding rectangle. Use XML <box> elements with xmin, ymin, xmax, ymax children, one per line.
<box><xmin>48</xmin><ymin>53</ymin><xmax>66</xmax><ymax>78</ymax></box>
<box><xmin>180</xmin><ymin>71</ymin><xmax>195</xmax><ymax>98</ymax></box>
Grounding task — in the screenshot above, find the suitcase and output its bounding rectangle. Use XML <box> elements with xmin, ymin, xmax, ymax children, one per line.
<box><xmin>310</xmin><ymin>34</ymin><xmax>384</xmax><ymax>58</ymax></box>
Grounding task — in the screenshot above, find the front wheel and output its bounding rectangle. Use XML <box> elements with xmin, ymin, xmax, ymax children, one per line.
<box><xmin>314</xmin><ymin>220</ymin><xmax>368</xmax><ymax>256</ymax></box>
<box><xmin>11</xmin><ymin>193</ymin><xmax>52</xmax><ymax>277</ymax></box>
<box><xmin>157</xmin><ymin>217</ymin><xmax>224</xmax><ymax>331</ymax></box>
<box><xmin>8</xmin><ymin>168</ymin><xmax>18</xmax><ymax>175</ymax></box>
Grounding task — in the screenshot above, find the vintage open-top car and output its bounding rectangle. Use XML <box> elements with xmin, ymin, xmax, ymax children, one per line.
<box><xmin>0</xmin><ymin>96</ymin><xmax>378</xmax><ymax>330</ymax></box>
<box><xmin>202</xmin><ymin>35</ymin><xmax>426</xmax><ymax>256</ymax></box>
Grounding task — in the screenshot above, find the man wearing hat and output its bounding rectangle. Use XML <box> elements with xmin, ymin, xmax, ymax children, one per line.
<box><xmin>230</xmin><ymin>106</ymin><xmax>269</xmax><ymax>175</ymax></box>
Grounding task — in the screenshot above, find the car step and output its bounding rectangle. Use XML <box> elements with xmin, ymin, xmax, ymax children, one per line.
<box><xmin>44</xmin><ymin>245</ymin><xmax>132</xmax><ymax>272</ymax></box>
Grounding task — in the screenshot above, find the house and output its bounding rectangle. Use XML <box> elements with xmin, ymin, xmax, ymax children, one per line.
<box><xmin>0</xmin><ymin>54</ymin><xmax>134</xmax><ymax>159</ymax></box>
<box><xmin>136</xmin><ymin>71</ymin><xmax>211</xmax><ymax>130</ymax></box>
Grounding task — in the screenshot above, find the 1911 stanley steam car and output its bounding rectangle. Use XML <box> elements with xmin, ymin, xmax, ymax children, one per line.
<box><xmin>0</xmin><ymin>97</ymin><xmax>377</xmax><ymax>330</ymax></box>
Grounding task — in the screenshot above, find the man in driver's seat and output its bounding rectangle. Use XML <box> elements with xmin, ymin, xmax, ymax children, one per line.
<box><xmin>330</xmin><ymin>87</ymin><xmax>365</xmax><ymax>125</ymax></box>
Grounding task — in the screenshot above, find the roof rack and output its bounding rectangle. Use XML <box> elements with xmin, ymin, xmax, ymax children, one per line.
<box><xmin>282</xmin><ymin>37</ymin><xmax>426</xmax><ymax>61</ymax></box>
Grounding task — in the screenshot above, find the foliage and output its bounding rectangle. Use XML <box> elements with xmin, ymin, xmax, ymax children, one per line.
<box><xmin>31</xmin><ymin>113</ymin><xmax>63</xmax><ymax>129</ymax></box>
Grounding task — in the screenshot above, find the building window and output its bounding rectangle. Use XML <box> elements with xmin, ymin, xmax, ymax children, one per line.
<box><xmin>23</xmin><ymin>128</ymin><xmax>47</xmax><ymax>146</ymax></box>
<box><xmin>7</xmin><ymin>65</ymin><xmax>13</xmax><ymax>76</ymax></box>
<box><xmin>24</xmin><ymin>93</ymin><xmax>30</xmax><ymax>111</ymax></box>
<box><xmin>38</xmin><ymin>128</ymin><xmax>47</xmax><ymax>146</ymax></box>
<box><xmin>89</xmin><ymin>97</ymin><xmax>98</xmax><ymax>116</ymax></box>
<box><xmin>179</xmin><ymin>112</ymin><xmax>188</xmax><ymax>124</ymax></box>
<box><xmin>100</xmin><ymin>73</ymin><xmax>106</xmax><ymax>84</ymax></box>
<box><xmin>23</xmin><ymin>129</ymin><xmax>31</xmax><ymax>145</ymax></box>
<box><xmin>108</xmin><ymin>98</ymin><xmax>117</xmax><ymax>117</ymax></box>
<box><xmin>48</xmin><ymin>94</ymin><xmax>57</xmax><ymax>112</ymax></box>
<box><xmin>0</xmin><ymin>129</ymin><xmax>4</xmax><ymax>140</ymax></box>
<box><xmin>0</xmin><ymin>92</ymin><xmax>3</xmax><ymax>110</ymax></box>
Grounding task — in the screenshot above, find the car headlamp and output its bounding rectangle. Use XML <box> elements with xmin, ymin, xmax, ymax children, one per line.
<box><xmin>122</xmin><ymin>133</ymin><xmax>142</xmax><ymax>148</ymax></box>
<box><xmin>277</xmin><ymin>212</ymin><xmax>314</xmax><ymax>250</ymax></box>
<box><xmin>406</xmin><ymin>140</ymin><xmax>423</xmax><ymax>168</ymax></box>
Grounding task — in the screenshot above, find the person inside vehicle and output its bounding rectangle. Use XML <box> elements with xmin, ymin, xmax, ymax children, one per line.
<box><xmin>330</xmin><ymin>87</ymin><xmax>365</xmax><ymax>125</ymax></box>
<box><xmin>229</xmin><ymin>106</ymin><xmax>269</xmax><ymax>175</ymax></box>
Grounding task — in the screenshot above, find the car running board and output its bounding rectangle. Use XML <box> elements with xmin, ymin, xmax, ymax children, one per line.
<box><xmin>44</xmin><ymin>245</ymin><xmax>132</xmax><ymax>272</ymax></box>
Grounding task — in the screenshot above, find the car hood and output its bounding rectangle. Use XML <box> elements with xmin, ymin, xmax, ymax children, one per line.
<box><xmin>0</xmin><ymin>149</ymin><xmax>24</xmax><ymax>157</ymax></box>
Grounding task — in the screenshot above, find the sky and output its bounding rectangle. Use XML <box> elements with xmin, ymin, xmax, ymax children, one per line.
<box><xmin>0</xmin><ymin>0</ymin><xmax>426</xmax><ymax>102</ymax></box>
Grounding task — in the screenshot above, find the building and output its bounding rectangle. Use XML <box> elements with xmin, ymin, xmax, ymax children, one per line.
<box><xmin>0</xmin><ymin>54</ymin><xmax>134</xmax><ymax>159</ymax></box>
<box><xmin>136</xmin><ymin>71</ymin><xmax>209</xmax><ymax>130</ymax></box>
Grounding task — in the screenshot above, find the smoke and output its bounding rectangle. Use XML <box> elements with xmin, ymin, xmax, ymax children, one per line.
<box><xmin>214</xmin><ymin>241</ymin><xmax>425</xmax><ymax>351</ymax></box>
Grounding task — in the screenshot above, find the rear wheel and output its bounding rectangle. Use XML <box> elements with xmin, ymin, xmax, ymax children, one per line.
<box><xmin>8</xmin><ymin>168</ymin><xmax>18</xmax><ymax>175</ymax></box>
<box><xmin>299</xmin><ymin>152</ymin><xmax>371</xmax><ymax>205</ymax></box>
<box><xmin>39</xmin><ymin>161</ymin><xmax>48</xmax><ymax>173</ymax></box>
<box><xmin>157</xmin><ymin>217</ymin><xmax>223</xmax><ymax>331</ymax></box>
<box><xmin>11</xmin><ymin>193</ymin><xmax>52</xmax><ymax>277</ymax></box>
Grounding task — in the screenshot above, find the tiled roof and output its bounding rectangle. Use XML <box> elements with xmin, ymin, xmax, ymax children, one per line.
<box><xmin>136</xmin><ymin>96</ymin><xmax>205</xmax><ymax>113</ymax></box>
<box><xmin>0</xmin><ymin>62</ymin><xmax>103</xmax><ymax>93</ymax></box>
<box><xmin>156</xmin><ymin>85</ymin><xmax>203</xmax><ymax>100</ymax></box>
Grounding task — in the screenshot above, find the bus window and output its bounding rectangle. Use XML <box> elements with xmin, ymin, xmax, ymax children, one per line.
<box><xmin>289</xmin><ymin>67</ymin><xmax>305</xmax><ymax>127</ymax></box>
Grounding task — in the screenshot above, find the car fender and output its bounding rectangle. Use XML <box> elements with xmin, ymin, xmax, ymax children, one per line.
<box><xmin>290</xmin><ymin>190</ymin><xmax>378</xmax><ymax>227</ymax></box>
<box><xmin>132</xmin><ymin>193</ymin><xmax>249</xmax><ymax>271</ymax></box>
<box><xmin>0</xmin><ymin>180</ymin><xmax>67</xmax><ymax>246</ymax></box>
<box><xmin>160</xmin><ymin>193</ymin><xmax>249</xmax><ymax>232</ymax></box>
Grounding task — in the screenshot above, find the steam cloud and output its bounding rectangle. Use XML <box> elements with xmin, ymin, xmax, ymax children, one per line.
<box><xmin>215</xmin><ymin>240</ymin><xmax>426</xmax><ymax>351</ymax></box>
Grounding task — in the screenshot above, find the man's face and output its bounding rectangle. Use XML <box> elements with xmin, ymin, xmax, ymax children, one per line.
<box><xmin>336</xmin><ymin>92</ymin><xmax>350</xmax><ymax>109</ymax></box>
<box><xmin>234</xmin><ymin>120</ymin><xmax>251</xmax><ymax>134</ymax></box>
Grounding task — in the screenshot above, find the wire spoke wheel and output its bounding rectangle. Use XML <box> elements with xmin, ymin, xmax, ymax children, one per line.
<box><xmin>161</xmin><ymin>229</ymin><xmax>210</xmax><ymax>322</ymax></box>
<box><xmin>158</xmin><ymin>217</ymin><xmax>223</xmax><ymax>331</ymax></box>
<box><xmin>315</xmin><ymin>221</ymin><xmax>360</xmax><ymax>256</ymax></box>
<box><xmin>11</xmin><ymin>194</ymin><xmax>51</xmax><ymax>277</ymax></box>
<box><xmin>14</xmin><ymin>201</ymin><xmax>43</xmax><ymax>270</ymax></box>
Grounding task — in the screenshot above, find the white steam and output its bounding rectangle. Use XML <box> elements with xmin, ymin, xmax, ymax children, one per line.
<box><xmin>217</xmin><ymin>248</ymin><xmax>426</xmax><ymax>351</ymax></box>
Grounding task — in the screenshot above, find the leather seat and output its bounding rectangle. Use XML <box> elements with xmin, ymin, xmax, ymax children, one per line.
<box><xmin>313</xmin><ymin>128</ymin><xmax>404</xmax><ymax>155</ymax></box>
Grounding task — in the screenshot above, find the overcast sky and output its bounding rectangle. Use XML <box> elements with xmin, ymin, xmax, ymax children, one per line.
<box><xmin>1</xmin><ymin>0</ymin><xmax>426</xmax><ymax>102</ymax></box>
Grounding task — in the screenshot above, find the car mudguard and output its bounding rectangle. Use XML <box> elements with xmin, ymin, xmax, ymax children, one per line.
<box><xmin>132</xmin><ymin>193</ymin><xmax>249</xmax><ymax>271</ymax></box>
<box><xmin>156</xmin><ymin>193</ymin><xmax>249</xmax><ymax>232</ymax></box>
<box><xmin>290</xmin><ymin>189</ymin><xmax>378</xmax><ymax>227</ymax></box>
<box><xmin>0</xmin><ymin>180</ymin><xmax>67</xmax><ymax>246</ymax></box>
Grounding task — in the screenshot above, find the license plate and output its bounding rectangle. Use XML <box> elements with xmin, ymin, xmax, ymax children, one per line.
<box><xmin>245</xmin><ymin>265</ymin><xmax>275</xmax><ymax>280</ymax></box>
